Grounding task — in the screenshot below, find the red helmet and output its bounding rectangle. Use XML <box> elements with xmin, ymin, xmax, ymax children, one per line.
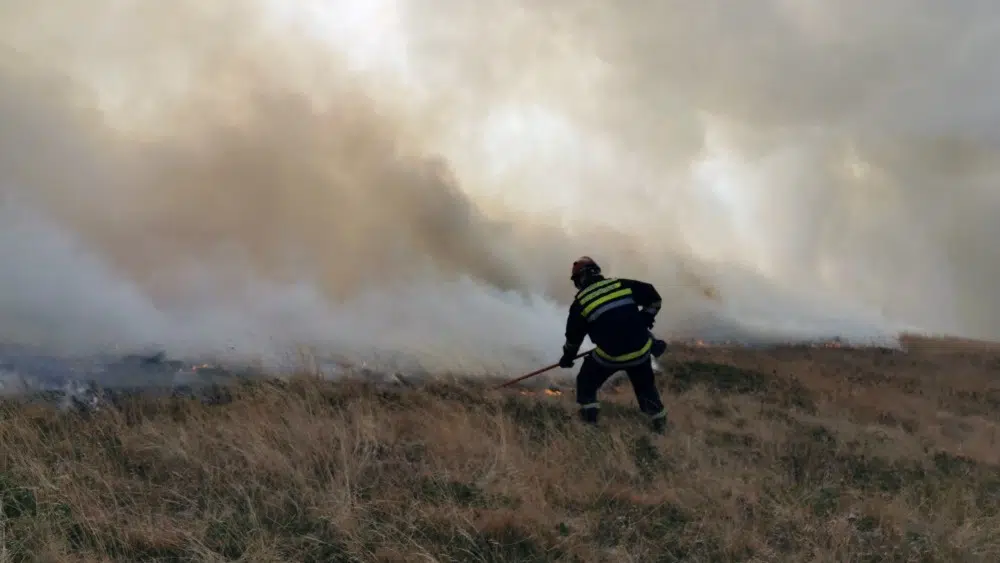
<box><xmin>571</xmin><ymin>256</ymin><xmax>602</xmax><ymax>287</ymax></box>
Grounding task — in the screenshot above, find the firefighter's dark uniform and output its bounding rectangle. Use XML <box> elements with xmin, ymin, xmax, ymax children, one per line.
<box><xmin>560</xmin><ymin>275</ymin><xmax>668</xmax><ymax>432</ymax></box>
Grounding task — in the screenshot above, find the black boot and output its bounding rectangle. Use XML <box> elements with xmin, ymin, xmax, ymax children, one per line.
<box><xmin>651</xmin><ymin>414</ymin><xmax>668</xmax><ymax>434</ymax></box>
<box><xmin>579</xmin><ymin>406</ymin><xmax>599</xmax><ymax>425</ymax></box>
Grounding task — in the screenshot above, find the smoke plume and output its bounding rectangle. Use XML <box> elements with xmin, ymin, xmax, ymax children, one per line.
<box><xmin>1</xmin><ymin>0</ymin><xmax>994</xmax><ymax>378</ymax></box>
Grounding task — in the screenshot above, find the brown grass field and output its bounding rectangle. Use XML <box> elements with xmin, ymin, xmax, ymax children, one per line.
<box><xmin>0</xmin><ymin>335</ymin><xmax>998</xmax><ymax>562</ymax></box>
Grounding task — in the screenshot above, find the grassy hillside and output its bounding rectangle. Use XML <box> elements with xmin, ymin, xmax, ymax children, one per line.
<box><xmin>0</xmin><ymin>336</ymin><xmax>998</xmax><ymax>562</ymax></box>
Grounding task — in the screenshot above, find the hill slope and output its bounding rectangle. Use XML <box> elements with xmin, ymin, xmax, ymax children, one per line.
<box><xmin>0</xmin><ymin>335</ymin><xmax>998</xmax><ymax>562</ymax></box>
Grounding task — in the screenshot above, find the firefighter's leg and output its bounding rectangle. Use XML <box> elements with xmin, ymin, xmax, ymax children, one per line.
<box><xmin>575</xmin><ymin>355</ymin><xmax>615</xmax><ymax>424</ymax></box>
<box><xmin>625</xmin><ymin>358</ymin><xmax>668</xmax><ymax>433</ymax></box>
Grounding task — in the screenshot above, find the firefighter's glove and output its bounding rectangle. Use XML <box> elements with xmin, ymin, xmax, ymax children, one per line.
<box><xmin>651</xmin><ymin>338</ymin><xmax>668</xmax><ymax>358</ymax></box>
<box><xmin>558</xmin><ymin>354</ymin><xmax>576</xmax><ymax>369</ymax></box>
<box><xmin>559</xmin><ymin>343</ymin><xmax>578</xmax><ymax>368</ymax></box>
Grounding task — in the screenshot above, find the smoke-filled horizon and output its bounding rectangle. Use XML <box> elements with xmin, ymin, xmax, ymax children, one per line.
<box><xmin>0</xmin><ymin>0</ymin><xmax>994</xmax><ymax>376</ymax></box>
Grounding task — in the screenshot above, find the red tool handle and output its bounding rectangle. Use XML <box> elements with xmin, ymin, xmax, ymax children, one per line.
<box><xmin>493</xmin><ymin>348</ymin><xmax>594</xmax><ymax>389</ymax></box>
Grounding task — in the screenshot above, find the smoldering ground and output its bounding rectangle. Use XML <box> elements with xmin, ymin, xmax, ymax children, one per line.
<box><xmin>0</xmin><ymin>0</ymin><xmax>996</xmax><ymax>383</ymax></box>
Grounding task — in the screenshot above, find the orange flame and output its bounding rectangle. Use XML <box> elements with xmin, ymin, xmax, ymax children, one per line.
<box><xmin>518</xmin><ymin>388</ymin><xmax>563</xmax><ymax>397</ymax></box>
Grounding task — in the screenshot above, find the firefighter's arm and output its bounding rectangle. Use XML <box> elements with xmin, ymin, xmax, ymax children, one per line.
<box><xmin>561</xmin><ymin>301</ymin><xmax>587</xmax><ymax>363</ymax></box>
<box><xmin>621</xmin><ymin>278</ymin><xmax>662</xmax><ymax>325</ymax></box>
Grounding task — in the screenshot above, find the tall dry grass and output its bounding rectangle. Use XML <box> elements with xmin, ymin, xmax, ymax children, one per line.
<box><xmin>0</xmin><ymin>337</ymin><xmax>998</xmax><ymax>562</ymax></box>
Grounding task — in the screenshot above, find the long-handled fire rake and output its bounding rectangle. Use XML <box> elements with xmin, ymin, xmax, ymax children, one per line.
<box><xmin>493</xmin><ymin>348</ymin><xmax>594</xmax><ymax>389</ymax></box>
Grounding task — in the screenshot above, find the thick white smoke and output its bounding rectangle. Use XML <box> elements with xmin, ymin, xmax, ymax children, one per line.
<box><xmin>3</xmin><ymin>0</ymin><xmax>995</xmax><ymax>382</ymax></box>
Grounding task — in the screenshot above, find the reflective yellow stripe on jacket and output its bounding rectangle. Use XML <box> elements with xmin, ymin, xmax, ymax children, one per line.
<box><xmin>576</xmin><ymin>278</ymin><xmax>618</xmax><ymax>302</ymax></box>
<box><xmin>594</xmin><ymin>337</ymin><xmax>652</xmax><ymax>363</ymax></box>
<box><xmin>576</xmin><ymin>278</ymin><xmax>635</xmax><ymax>322</ymax></box>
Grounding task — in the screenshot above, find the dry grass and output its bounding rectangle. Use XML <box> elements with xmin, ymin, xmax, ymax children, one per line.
<box><xmin>1</xmin><ymin>335</ymin><xmax>999</xmax><ymax>562</ymax></box>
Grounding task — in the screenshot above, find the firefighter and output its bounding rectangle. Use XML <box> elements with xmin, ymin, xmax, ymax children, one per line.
<box><xmin>558</xmin><ymin>256</ymin><xmax>670</xmax><ymax>433</ymax></box>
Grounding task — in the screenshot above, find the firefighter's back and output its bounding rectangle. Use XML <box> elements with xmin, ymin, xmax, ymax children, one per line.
<box><xmin>575</xmin><ymin>277</ymin><xmax>653</xmax><ymax>358</ymax></box>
